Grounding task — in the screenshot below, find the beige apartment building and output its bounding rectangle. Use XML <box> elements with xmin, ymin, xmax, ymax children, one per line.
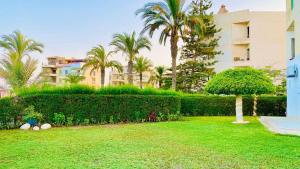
<box><xmin>109</xmin><ymin>66</ymin><xmax>152</xmax><ymax>87</ymax></box>
<box><xmin>42</xmin><ymin>56</ymin><xmax>101</xmax><ymax>88</ymax></box>
<box><xmin>214</xmin><ymin>5</ymin><xmax>286</xmax><ymax>73</ymax></box>
<box><xmin>287</xmin><ymin>0</ymin><xmax>300</xmax><ymax>59</ymax></box>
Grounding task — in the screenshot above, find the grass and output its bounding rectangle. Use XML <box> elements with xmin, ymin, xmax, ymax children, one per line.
<box><xmin>0</xmin><ymin>117</ymin><xmax>300</xmax><ymax>169</ymax></box>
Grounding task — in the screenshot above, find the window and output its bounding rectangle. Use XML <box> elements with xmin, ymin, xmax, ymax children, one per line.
<box><xmin>291</xmin><ymin>38</ymin><xmax>296</xmax><ymax>60</ymax></box>
<box><xmin>247</xmin><ymin>48</ymin><xmax>250</xmax><ymax>61</ymax></box>
<box><xmin>65</xmin><ymin>70</ymin><xmax>68</xmax><ymax>75</ymax></box>
<box><xmin>291</xmin><ymin>0</ymin><xmax>294</xmax><ymax>10</ymax></box>
<box><xmin>247</xmin><ymin>26</ymin><xmax>250</xmax><ymax>38</ymax></box>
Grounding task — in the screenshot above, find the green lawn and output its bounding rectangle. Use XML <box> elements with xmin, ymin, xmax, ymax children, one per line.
<box><xmin>1</xmin><ymin>117</ymin><xmax>300</xmax><ymax>169</ymax></box>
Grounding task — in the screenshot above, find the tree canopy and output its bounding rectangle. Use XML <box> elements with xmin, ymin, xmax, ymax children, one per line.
<box><xmin>205</xmin><ymin>67</ymin><xmax>276</xmax><ymax>95</ymax></box>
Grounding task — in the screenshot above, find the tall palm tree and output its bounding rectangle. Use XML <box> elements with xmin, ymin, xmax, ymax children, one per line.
<box><xmin>154</xmin><ymin>66</ymin><xmax>166</xmax><ymax>88</ymax></box>
<box><xmin>133</xmin><ymin>56</ymin><xmax>153</xmax><ymax>89</ymax></box>
<box><xmin>64</xmin><ymin>74</ymin><xmax>85</xmax><ymax>84</ymax></box>
<box><xmin>83</xmin><ymin>45</ymin><xmax>123</xmax><ymax>87</ymax></box>
<box><xmin>136</xmin><ymin>0</ymin><xmax>204</xmax><ymax>89</ymax></box>
<box><xmin>0</xmin><ymin>31</ymin><xmax>43</xmax><ymax>91</ymax></box>
<box><xmin>110</xmin><ymin>32</ymin><xmax>151</xmax><ymax>84</ymax></box>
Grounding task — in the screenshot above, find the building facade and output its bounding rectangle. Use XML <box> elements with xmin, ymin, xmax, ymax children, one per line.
<box><xmin>109</xmin><ymin>66</ymin><xmax>152</xmax><ymax>87</ymax></box>
<box><xmin>42</xmin><ymin>56</ymin><xmax>101</xmax><ymax>87</ymax></box>
<box><xmin>286</xmin><ymin>0</ymin><xmax>300</xmax><ymax>117</ymax></box>
<box><xmin>214</xmin><ymin>6</ymin><xmax>286</xmax><ymax>73</ymax></box>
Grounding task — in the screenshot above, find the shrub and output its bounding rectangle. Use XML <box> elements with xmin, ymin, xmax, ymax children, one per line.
<box><xmin>66</xmin><ymin>116</ymin><xmax>74</xmax><ymax>126</ymax></box>
<box><xmin>53</xmin><ymin>113</ymin><xmax>65</xmax><ymax>126</ymax></box>
<box><xmin>257</xmin><ymin>96</ymin><xmax>286</xmax><ymax>116</ymax></box>
<box><xmin>22</xmin><ymin>106</ymin><xmax>43</xmax><ymax>126</ymax></box>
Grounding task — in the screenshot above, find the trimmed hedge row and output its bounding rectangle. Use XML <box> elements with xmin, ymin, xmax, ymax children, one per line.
<box><xmin>0</xmin><ymin>95</ymin><xmax>181</xmax><ymax>129</ymax></box>
<box><xmin>0</xmin><ymin>94</ymin><xmax>287</xmax><ymax>129</ymax></box>
<box><xmin>181</xmin><ymin>95</ymin><xmax>286</xmax><ymax>116</ymax></box>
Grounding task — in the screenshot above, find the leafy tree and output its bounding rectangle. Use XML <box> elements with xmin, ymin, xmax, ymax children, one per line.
<box><xmin>64</xmin><ymin>74</ymin><xmax>85</xmax><ymax>84</ymax></box>
<box><xmin>136</xmin><ymin>0</ymin><xmax>204</xmax><ymax>90</ymax></box>
<box><xmin>111</xmin><ymin>32</ymin><xmax>151</xmax><ymax>84</ymax></box>
<box><xmin>83</xmin><ymin>45</ymin><xmax>123</xmax><ymax>87</ymax></box>
<box><xmin>205</xmin><ymin>67</ymin><xmax>275</xmax><ymax>123</ymax></box>
<box><xmin>133</xmin><ymin>56</ymin><xmax>153</xmax><ymax>88</ymax></box>
<box><xmin>0</xmin><ymin>31</ymin><xmax>43</xmax><ymax>91</ymax></box>
<box><xmin>154</xmin><ymin>66</ymin><xmax>167</xmax><ymax>88</ymax></box>
<box><xmin>177</xmin><ymin>0</ymin><xmax>221</xmax><ymax>93</ymax></box>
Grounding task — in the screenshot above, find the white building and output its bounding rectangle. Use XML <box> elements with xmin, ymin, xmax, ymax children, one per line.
<box><xmin>214</xmin><ymin>5</ymin><xmax>286</xmax><ymax>73</ymax></box>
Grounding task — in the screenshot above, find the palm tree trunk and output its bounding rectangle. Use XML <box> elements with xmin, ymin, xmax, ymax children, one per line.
<box><xmin>101</xmin><ymin>68</ymin><xmax>105</xmax><ymax>87</ymax></box>
<box><xmin>128</xmin><ymin>61</ymin><xmax>133</xmax><ymax>84</ymax></box>
<box><xmin>139</xmin><ymin>72</ymin><xmax>143</xmax><ymax>89</ymax></box>
<box><xmin>170</xmin><ymin>34</ymin><xmax>179</xmax><ymax>90</ymax></box>
<box><xmin>159</xmin><ymin>80</ymin><xmax>162</xmax><ymax>88</ymax></box>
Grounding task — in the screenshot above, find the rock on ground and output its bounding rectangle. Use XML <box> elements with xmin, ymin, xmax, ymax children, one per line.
<box><xmin>20</xmin><ymin>123</ymin><xmax>30</xmax><ymax>130</ymax></box>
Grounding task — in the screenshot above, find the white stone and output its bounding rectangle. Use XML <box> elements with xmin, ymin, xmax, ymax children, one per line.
<box><xmin>33</xmin><ymin>126</ymin><xmax>40</xmax><ymax>131</ymax></box>
<box><xmin>41</xmin><ymin>123</ymin><xmax>52</xmax><ymax>130</ymax></box>
<box><xmin>20</xmin><ymin>123</ymin><xmax>30</xmax><ymax>130</ymax></box>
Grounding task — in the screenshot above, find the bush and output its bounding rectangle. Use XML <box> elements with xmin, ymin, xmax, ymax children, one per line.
<box><xmin>22</xmin><ymin>106</ymin><xmax>43</xmax><ymax>125</ymax></box>
<box><xmin>257</xmin><ymin>96</ymin><xmax>286</xmax><ymax>116</ymax></box>
<box><xmin>0</xmin><ymin>94</ymin><xmax>181</xmax><ymax>129</ymax></box>
<box><xmin>53</xmin><ymin>113</ymin><xmax>66</xmax><ymax>126</ymax></box>
<box><xmin>181</xmin><ymin>95</ymin><xmax>286</xmax><ymax>116</ymax></box>
<box><xmin>66</xmin><ymin>116</ymin><xmax>74</xmax><ymax>126</ymax></box>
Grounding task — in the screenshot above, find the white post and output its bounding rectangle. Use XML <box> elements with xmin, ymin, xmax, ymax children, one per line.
<box><xmin>233</xmin><ymin>95</ymin><xmax>249</xmax><ymax>124</ymax></box>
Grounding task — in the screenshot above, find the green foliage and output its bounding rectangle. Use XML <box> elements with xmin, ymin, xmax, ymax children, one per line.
<box><xmin>181</xmin><ymin>95</ymin><xmax>286</xmax><ymax>116</ymax></box>
<box><xmin>64</xmin><ymin>74</ymin><xmax>85</xmax><ymax>84</ymax></box>
<box><xmin>111</xmin><ymin>32</ymin><xmax>151</xmax><ymax>84</ymax></box>
<box><xmin>66</xmin><ymin>116</ymin><xmax>74</xmax><ymax>127</ymax></box>
<box><xmin>83</xmin><ymin>44</ymin><xmax>123</xmax><ymax>86</ymax></box>
<box><xmin>22</xmin><ymin>106</ymin><xmax>43</xmax><ymax>123</ymax></box>
<box><xmin>167</xmin><ymin>111</ymin><xmax>182</xmax><ymax>121</ymax></box>
<box><xmin>53</xmin><ymin>113</ymin><xmax>66</xmax><ymax>126</ymax></box>
<box><xmin>17</xmin><ymin>84</ymin><xmax>180</xmax><ymax>97</ymax></box>
<box><xmin>177</xmin><ymin>0</ymin><xmax>221</xmax><ymax>93</ymax></box>
<box><xmin>83</xmin><ymin>119</ymin><xmax>90</xmax><ymax>126</ymax></box>
<box><xmin>17</xmin><ymin>84</ymin><xmax>95</xmax><ymax>96</ymax></box>
<box><xmin>0</xmin><ymin>94</ymin><xmax>181</xmax><ymax>128</ymax></box>
<box><xmin>256</xmin><ymin>96</ymin><xmax>287</xmax><ymax>116</ymax></box>
<box><xmin>205</xmin><ymin>67</ymin><xmax>276</xmax><ymax>95</ymax></box>
<box><xmin>134</xmin><ymin>56</ymin><xmax>153</xmax><ymax>88</ymax></box>
<box><xmin>0</xmin><ymin>31</ymin><xmax>43</xmax><ymax>91</ymax></box>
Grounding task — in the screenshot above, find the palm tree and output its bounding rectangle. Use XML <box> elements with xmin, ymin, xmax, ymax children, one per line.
<box><xmin>0</xmin><ymin>31</ymin><xmax>43</xmax><ymax>91</ymax></box>
<box><xmin>83</xmin><ymin>45</ymin><xmax>123</xmax><ymax>87</ymax></box>
<box><xmin>136</xmin><ymin>0</ymin><xmax>204</xmax><ymax>89</ymax></box>
<box><xmin>154</xmin><ymin>66</ymin><xmax>166</xmax><ymax>88</ymax></box>
<box><xmin>133</xmin><ymin>56</ymin><xmax>153</xmax><ymax>88</ymax></box>
<box><xmin>110</xmin><ymin>32</ymin><xmax>151</xmax><ymax>84</ymax></box>
<box><xmin>64</xmin><ymin>74</ymin><xmax>85</xmax><ymax>84</ymax></box>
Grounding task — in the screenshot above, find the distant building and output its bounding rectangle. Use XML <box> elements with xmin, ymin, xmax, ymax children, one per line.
<box><xmin>42</xmin><ymin>56</ymin><xmax>101</xmax><ymax>87</ymax></box>
<box><xmin>109</xmin><ymin>66</ymin><xmax>152</xmax><ymax>87</ymax></box>
<box><xmin>0</xmin><ymin>87</ymin><xmax>9</xmax><ymax>98</ymax></box>
<box><xmin>286</xmin><ymin>0</ymin><xmax>300</xmax><ymax>60</ymax></box>
<box><xmin>214</xmin><ymin>5</ymin><xmax>286</xmax><ymax>73</ymax></box>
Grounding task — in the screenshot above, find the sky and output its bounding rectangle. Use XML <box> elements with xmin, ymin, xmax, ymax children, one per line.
<box><xmin>0</xmin><ymin>0</ymin><xmax>285</xmax><ymax>87</ymax></box>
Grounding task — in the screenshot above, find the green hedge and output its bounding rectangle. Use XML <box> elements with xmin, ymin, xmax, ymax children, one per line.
<box><xmin>181</xmin><ymin>95</ymin><xmax>286</xmax><ymax>117</ymax></box>
<box><xmin>0</xmin><ymin>94</ymin><xmax>181</xmax><ymax>129</ymax></box>
<box><xmin>0</xmin><ymin>93</ymin><xmax>287</xmax><ymax>129</ymax></box>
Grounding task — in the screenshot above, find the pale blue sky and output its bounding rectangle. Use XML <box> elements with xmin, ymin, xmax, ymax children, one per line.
<box><xmin>0</xmin><ymin>0</ymin><xmax>285</xmax><ymax>87</ymax></box>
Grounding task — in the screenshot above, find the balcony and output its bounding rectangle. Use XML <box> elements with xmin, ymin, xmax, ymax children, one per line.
<box><xmin>232</xmin><ymin>38</ymin><xmax>250</xmax><ymax>45</ymax></box>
